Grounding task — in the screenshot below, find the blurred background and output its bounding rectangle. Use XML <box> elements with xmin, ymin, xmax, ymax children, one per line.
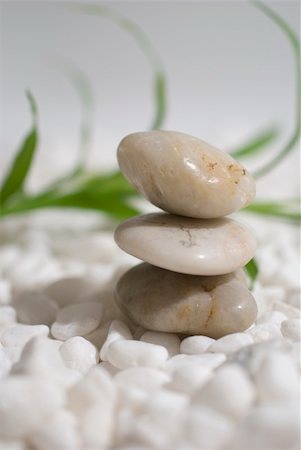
<box><xmin>1</xmin><ymin>0</ymin><xmax>300</xmax><ymax>203</ymax></box>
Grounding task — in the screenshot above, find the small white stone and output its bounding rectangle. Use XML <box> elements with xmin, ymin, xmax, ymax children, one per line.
<box><xmin>44</xmin><ymin>276</ymin><xmax>97</xmax><ymax>307</ymax></box>
<box><xmin>228</xmin><ymin>403</ymin><xmax>299</xmax><ymax>450</ymax></box>
<box><xmin>254</xmin><ymin>352</ymin><xmax>299</xmax><ymax>403</ymax></box>
<box><xmin>11</xmin><ymin>336</ymin><xmax>81</xmax><ymax>389</ymax></box>
<box><xmin>51</xmin><ymin>301</ymin><xmax>104</xmax><ymax>340</ymax></box>
<box><xmin>115</xmin><ymin>367</ymin><xmax>170</xmax><ymax>392</ymax></box>
<box><xmin>0</xmin><ymin>347</ymin><xmax>11</xmax><ymax>378</ymax></box>
<box><xmin>233</xmin><ymin>339</ymin><xmax>292</xmax><ymax>376</ymax></box>
<box><xmin>100</xmin><ymin>319</ymin><xmax>133</xmax><ymax>362</ymax></box>
<box><xmin>164</xmin><ymin>353</ymin><xmax>226</xmax><ymax>373</ymax></box>
<box><xmin>0</xmin><ymin>306</ymin><xmax>16</xmax><ymax>326</ymax></box>
<box><xmin>28</xmin><ymin>410</ymin><xmax>80</xmax><ymax>450</ymax></box>
<box><xmin>140</xmin><ymin>331</ymin><xmax>180</xmax><ymax>357</ymax></box>
<box><xmin>281</xmin><ymin>319</ymin><xmax>301</xmax><ymax>341</ymax></box>
<box><xmin>60</xmin><ymin>336</ymin><xmax>99</xmax><ymax>373</ymax></box>
<box><xmin>68</xmin><ymin>366</ymin><xmax>116</xmax><ymax>414</ymax></box>
<box><xmin>169</xmin><ymin>365</ymin><xmax>212</xmax><ymax>394</ymax></box>
<box><xmin>180</xmin><ymin>335</ymin><xmax>215</xmax><ymax>354</ymax></box>
<box><xmin>194</xmin><ymin>364</ymin><xmax>256</xmax><ymax>420</ymax></box>
<box><xmin>107</xmin><ymin>339</ymin><xmax>168</xmax><ymax>369</ymax></box>
<box><xmin>0</xmin><ymin>376</ymin><xmax>65</xmax><ymax>437</ymax></box>
<box><xmin>247</xmin><ymin>323</ymin><xmax>282</xmax><ymax>343</ymax></box>
<box><xmin>182</xmin><ymin>407</ymin><xmax>234</xmax><ymax>450</ymax></box>
<box><xmin>80</xmin><ymin>404</ymin><xmax>114</xmax><ymax>449</ymax></box>
<box><xmin>13</xmin><ymin>291</ymin><xmax>58</xmax><ymax>326</ymax></box>
<box><xmin>208</xmin><ymin>333</ymin><xmax>253</xmax><ymax>354</ymax></box>
<box><xmin>257</xmin><ymin>310</ymin><xmax>287</xmax><ymax>327</ymax></box>
<box><xmin>1</xmin><ymin>324</ymin><xmax>49</xmax><ymax>348</ymax></box>
<box><xmin>117</xmin><ymin>384</ymin><xmax>148</xmax><ymax>411</ymax></box>
<box><xmin>0</xmin><ymin>279</ymin><xmax>11</xmax><ymax>304</ymax></box>
<box><xmin>143</xmin><ymin>388</ymin><xmax>189</xmax><ymax>429</ymax></box>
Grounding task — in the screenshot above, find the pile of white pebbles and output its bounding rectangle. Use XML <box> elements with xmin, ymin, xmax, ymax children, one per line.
<box><xmin>0</xmin><ymin>133</ymin><xmax>300</xmax><ymax>450</ymax></box>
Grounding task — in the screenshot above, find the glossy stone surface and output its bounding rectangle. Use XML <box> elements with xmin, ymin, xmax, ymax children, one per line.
<box><xmin>117</xmin><ymin>130</ymin><xmax>255</xmax><ymax>218</ymax></box>
<box><xmin>115</xmin><ymin>263</ymin><xmax>257</xmax><ymax>338</ymax></box>
<box><xmin>114</xmin><ymin>213</ymin><xmax>256</xmax><ymax>275</ymax></box>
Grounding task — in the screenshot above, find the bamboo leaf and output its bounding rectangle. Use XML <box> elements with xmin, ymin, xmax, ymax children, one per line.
<box><xmin>251</xmin><ymin>1</ymin><xmax>300</xmax><ymax>178</ymax></box>
<box><xmin>72</xmin><ymin>3</ymin><xmax>167</xmax><ymax>130</ymax></box>
<box><xmin>230</xmin><ymin>127</ymin><xmax>278</xmax><ymax>158</ymax></box>
<box><xmin>245</xmin><ymin>258</ymin><xmax>259</xmax><ymax>289</ymax></box>
<box><xmin>243</xmin><ymin>198</ymin><xmax>300</xmax><ymax>222</ymax></box>
<box><xmin>1</xmin><ymin>92</ymin><xmax>38</xmax><ymax>204</ymax></box>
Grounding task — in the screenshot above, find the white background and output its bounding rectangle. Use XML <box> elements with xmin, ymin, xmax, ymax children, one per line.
<box><xmin>1</xmin><ymin>0</ymin><xmax>300</xmax><ymax>200</ymax></box>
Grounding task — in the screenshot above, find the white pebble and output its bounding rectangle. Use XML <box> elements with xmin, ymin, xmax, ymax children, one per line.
<box><xmin>208</xmin><ymin>333</ymin><xmax>253</xmax><ymax>354</ymax></box>
<box><xmin>12</xmin><ymin>336</ymin><xmax>81</xmax><ymax>388</ymax></box>
<box><xmin>180</xmin><ymin>335</ymin><xmax>215</xmax><ymax>354</ymax></box>
<box><xmin>257</xmin><ymin>310</ymin><xmax>287</xmax><ymax>326</ymax></box>
<box><xmin>51</xmin><ymin>301</ymin><xmax>104</xmax><ymax>340</ymax></box>
<box><xmin>247</xmin><ymin>323</ymin><xmax>282</xmax><ymax>342</ymax></box>
<box><xmin>228</xmin><ymin>403</ymin><xmax>299</xmax><ymax>450</ymax></box>
<box><xmin>115</xmin><ymin>367</ymin><xmax>170</xmax><ymax>392</ymax></box>
<box><xmin>0</xmin><ymin>279</ymin><xmax>11</xmax><ymax>304</ymax></box>
<box><xmin>80</xmin><ymin>404</ymin><xmax>114</xmax><ymax>449</ymax></box>
<box><xmin>68</xmin><ymin>366</ymin><xmax>116</xmax><ymax>414</ymax></box>
<box><xmin>45</xmin><ymin>276</ymin><xmax>96</xmax><ymax>307</ymax></box>
<box><xmin>1</xmin><ymin>324</ymin><xmax>49</xmax><ymax>348</ymax></box>
<box><xmin>0</xmin><ymin>306</ymin><xmax>16</xmax><ymax>326</ymax></box>
<box><xmin>182</xmin><ymin>407</ymin><xmax>234</xmax><ymax>450</ymax></box>
<box><xmin>194</xmin><ymin>364</ymin><xmax>256</xmax><ymax>420</ymax></box>
<box><xmin>140</xmin><ymin>331</ymin><xmax>180</xmax><ymax>357</ymax></box>
<box><xmin>0</xmin><ymin>376</ymin><xmax>64</xmax><ymax>437</ymax></box>
<box><xmin>60</xmin><ymin>336</ymin><xmax>99</xmax><ymax>373</ymax></box>
<box><xmin>107</xmin><ymin>339</ymin><xmax>168</xmax><ymax>369</ymax></box>
<box><xmin>169</xmin><ymin>365</ymin><xmax>212</xmax><ymax>394</ymax></box>
<box><xmin>0</xmin><ymin>347</ymin><xmax>11</xmax><ymax>378</ymax></box>
<box><xmin>281</xmin><ymin>319</ymin><xmax>301</xmax><ymax>341</ymax></box>
<box><xmin>100</xmin><ymin>319</ymin><xmax>133</xmax><ymax>361</ymax></box>
<box><xmin>28</xmin><ymin>410</ymin><xmax>80</xmax><ymax>450</ymax></box>
<box><xmin>164</xmin><ymin>353</ymin><xmax>226</xmax><ymax>373</ymax></box>
<box><xmin>254</xmin><ymin>352</ymin><xmax>299</xmax><ymax>403</ymax></box>
<box><xmin>13</xmin><ymin>291</ymin><xmax>58</xmax><ymax>326</ymax></box>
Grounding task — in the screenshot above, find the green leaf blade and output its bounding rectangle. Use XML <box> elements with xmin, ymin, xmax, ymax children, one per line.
<box><xmin>245</xmin><ymin>258</ymin><xmax>259</xmax><ymax>289</ymax></box>
<box><xmin>1</xmin><ymin>128</ymin><xmax>38</xmax><ymax>204</ymax></box>
<box><xmin>230</xmin><ymin>127</ymin><xmax>278</xmax><ymax>158</ymax></box>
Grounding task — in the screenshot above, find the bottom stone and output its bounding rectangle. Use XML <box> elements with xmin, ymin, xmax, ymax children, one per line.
<box><xmin>115</xmin><ymin>263</ymin><xmax>257</xmax><ymax>339</ymax></box>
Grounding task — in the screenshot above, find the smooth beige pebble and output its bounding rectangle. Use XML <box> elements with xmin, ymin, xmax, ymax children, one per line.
<box><xmin>114</xmin><ymin>213</ymin><xmax>256</xmax><ymax>275</ymax></box>
<box><xmin>117</xmin><ymin>130</ymin><xmax>255</xmax><ymax>218</ymax></box>
<box><xmin>115</xmin><ymin>263</ymin><xmax>257</xmax><ymax>339</ymax></box>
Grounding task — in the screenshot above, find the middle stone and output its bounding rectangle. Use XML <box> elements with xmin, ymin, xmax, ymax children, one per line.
<box><xmin>114</xmin><ymin>212</ymin><xmax>256</xmax><ymax>276</ymax></box>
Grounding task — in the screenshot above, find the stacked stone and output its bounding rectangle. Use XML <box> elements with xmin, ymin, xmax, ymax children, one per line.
<box><xmin>114</xmin><ymin>131</ymin><xmax>257</xmax><ymax>339</ymax></box>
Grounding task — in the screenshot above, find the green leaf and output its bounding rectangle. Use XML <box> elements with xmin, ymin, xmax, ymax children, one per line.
<box><xmin>251</xmin><ymin>1</ymin><xmax>300</xmax><ymax>178</ymax></box>
<box><xmin>230</xmin><ymin>127</ymin><xmax>278</xmax><ymax>158</ymax></box>
<box><xmin>1</xmin><ymin>92</ymin><xmax>38</xmax><ymax>204</ymax></box>
<box><xmin>0</xmin><ymin>170</ymin><xmax>139</xmax><ymax>220</ymax></box>
<box><xmin>244</xmin><ymin>258</ymin><xmax>259</xmax><ymax>289</ymax></box>
<box><xmin>72</xmin><ymin>3</ymin><xmax>167</xmax><ymax>131</ymax></box>
<box><xmin>150</xmin><ymin>72</ymin><xmax>166</xmax><ymax>130</ymax></box>
<box><xmin>243</xmin><ymin>198</ymin><xmax>300</xmax><ymax>222</ymax></box>
<box><xmin>57</xmin><ymin>60</ymin><xmax>94</xmax><ymax>171</ymax></box>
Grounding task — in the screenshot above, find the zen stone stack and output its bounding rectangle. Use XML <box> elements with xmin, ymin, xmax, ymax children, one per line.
<box><xmin>114</xmin><ymin>130</ymin><xmax>257</xmax><ymax>339</ymax></box>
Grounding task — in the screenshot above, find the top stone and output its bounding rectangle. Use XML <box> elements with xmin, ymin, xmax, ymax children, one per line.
<box><xmin>117</xmin><ymin>130</ymin><xmax>255</xmax><ymax>218</ymax></box>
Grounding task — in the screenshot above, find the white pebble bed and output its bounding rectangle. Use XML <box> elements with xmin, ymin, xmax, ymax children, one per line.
<box><xmin>0</xmin><ymin>210</ymin><xmax>300</xmax><ymax>450</ymax></box>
